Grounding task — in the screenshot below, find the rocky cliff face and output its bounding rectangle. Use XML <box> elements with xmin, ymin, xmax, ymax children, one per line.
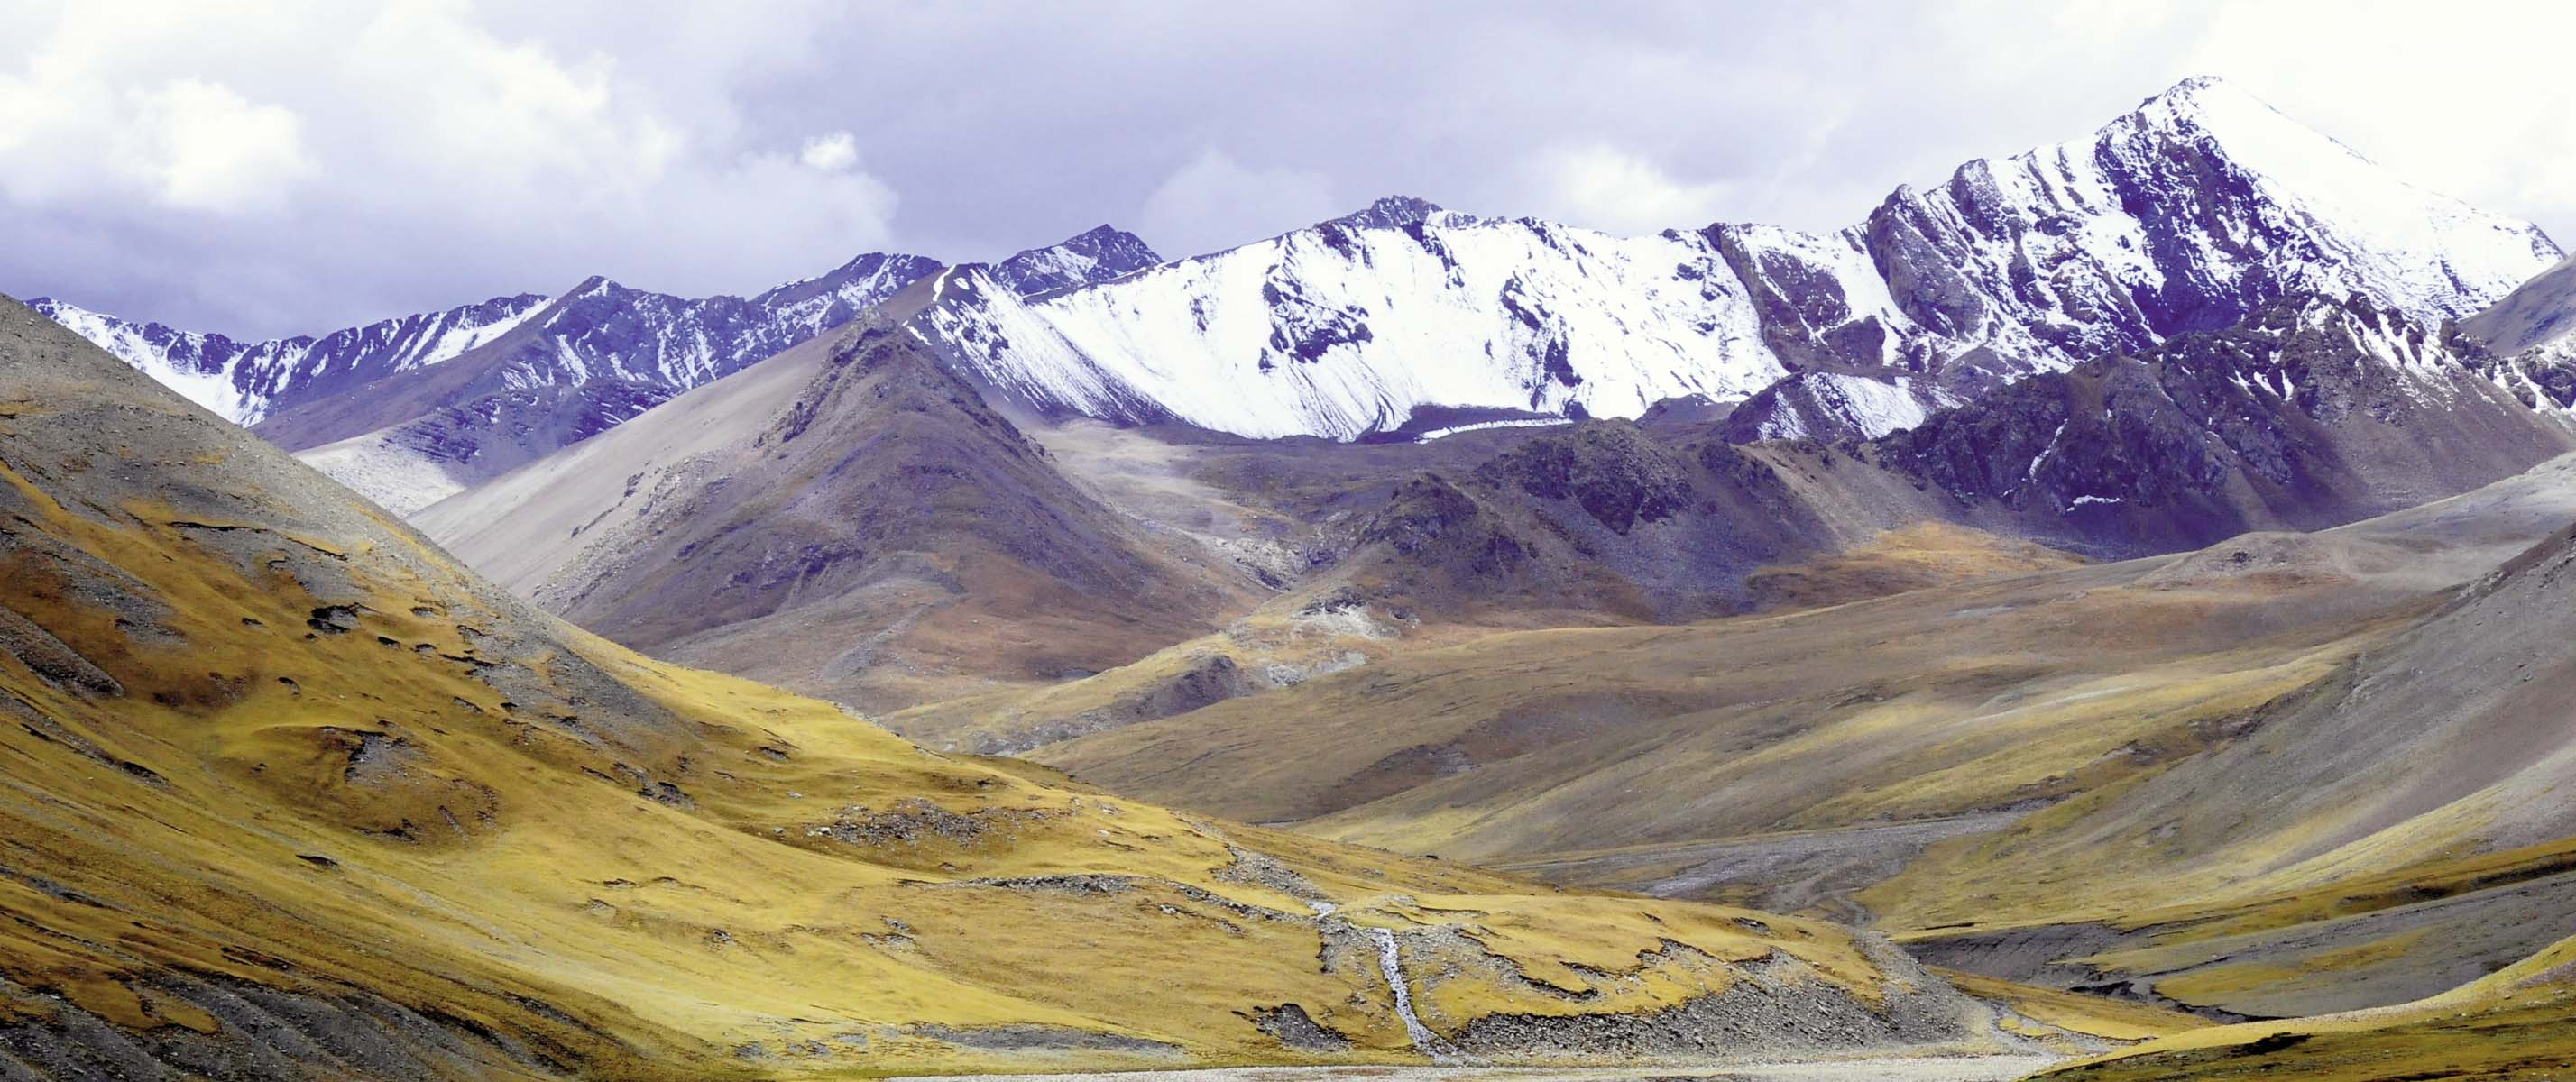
<box><xmin>1716</xmin><ymin>369</ymin><xmax>1965</xmax><ymax>445</ymax></box>
<box><xmin>915</xmin><ymin>78</ymin><xmax>2560</xmax><ymax>442</ymax></box>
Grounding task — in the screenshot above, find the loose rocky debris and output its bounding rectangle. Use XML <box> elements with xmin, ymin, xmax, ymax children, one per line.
<box><xmin>0</xmin><ymin>605</ymin><xmax>124</xmax><ymax>696</ymax></box>
<box><xmin>0</xmin><ymin>969</ymin><xmax>571</xmax><ymax>1081</ymax></box>
<box><xmin>1444</xmin><ymin>937</ymin><xmax>1983</xmax><ymax>1063</ymax></box>
<box><xmin>803</xmin><ymin>798</ymin><xmax>1059</xmax><ymax>848</ymax></box>
<box><xmin>910</xmin><ymin>1023</ymin><xmax>1184</xmax><ymax>1058</ymax></box>
<box><xmin>1245</xmin><ymin>1004</ymin><xmax>1353</xmax><ymax>1051</ymax></box>
<box><xmin>1212</xmin><ymin>843</ymin><xmax>1331</xmax><ymax>903</ymax></box>
<box><xmin>927</xmin><ymin>874</ymin><xmax>1138</xmax><ymax>896</ymax></box>
<box><xmin>639</xmin><ymin>780</ymin><xmax>695</xmax><ymax>808</ymax></box>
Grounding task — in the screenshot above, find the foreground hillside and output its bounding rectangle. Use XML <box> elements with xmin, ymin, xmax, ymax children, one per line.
<box><xmin>0</xmin><ymin>294</ymin><xmax>2084</xmax><ymax>1077</ymax></box>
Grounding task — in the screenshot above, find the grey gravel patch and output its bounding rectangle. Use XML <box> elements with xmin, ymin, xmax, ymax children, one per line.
<box><xmin>885</xmin><ymin>1056</ymin><xmax>2062</xmax><ymax>1082</ymax></box>
<box><xmin>932</xmin><ymin>874</ymin><xmax>1139</xmax><ymax>896</ymax></box>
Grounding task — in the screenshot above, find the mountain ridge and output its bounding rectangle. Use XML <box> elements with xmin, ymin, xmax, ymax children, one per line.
<box><xmin>911</xmin><ymin>77</ymin><xmax>2560</xmax><ymax>443</ymax></box>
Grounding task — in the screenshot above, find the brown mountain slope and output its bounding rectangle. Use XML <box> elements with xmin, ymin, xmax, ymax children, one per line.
<box><xmin>1007</xmin><ymin>449</ymin><xmax>2576</xmax><ymax>853</ymax></box>
<box><xmin>0</xmin><ymin>293</ymin><xmax>2048</xmax><ymax>1077</ymax></box>
<box><xmin>420</xmin><ymin>304</ymin><xmax>1258</xmax><ymax>711</ymax></box>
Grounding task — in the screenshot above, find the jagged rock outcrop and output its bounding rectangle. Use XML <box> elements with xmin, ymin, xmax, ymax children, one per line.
<box><xmin>989</xmin><ymin>225</ymin><xmax>1162</xmax><ymax>297</ymax></box>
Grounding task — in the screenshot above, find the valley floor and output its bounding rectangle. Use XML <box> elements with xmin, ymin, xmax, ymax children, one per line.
<box><xmin>887</xmin><ymin>1054</ymin><xmax>2067</xmax><ymax>1082</ymax></box>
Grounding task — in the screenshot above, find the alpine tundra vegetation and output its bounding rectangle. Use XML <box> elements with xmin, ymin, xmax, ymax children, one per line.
<box><xmin>8</xmin><ymin>4</ymin><xmax>2576</xmax><ymax>1079</ymax></box>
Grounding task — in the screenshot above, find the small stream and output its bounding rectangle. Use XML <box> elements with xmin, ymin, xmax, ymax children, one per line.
<box><xmin>1369</xmin><ymin>928</ymin><xmax>1448</xmax><ymax>1059</ymax></box>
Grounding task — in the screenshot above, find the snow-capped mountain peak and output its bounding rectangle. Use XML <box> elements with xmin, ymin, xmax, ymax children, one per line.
<box><xmin>908</xmin><ymin>80</ymin><xmax>2561</xmax><ymax>445</ymax></box>
<box><xmin>2117</xmin><ymin>75</ymin><xmax>2554</xmax><ymax>320</ymax></box>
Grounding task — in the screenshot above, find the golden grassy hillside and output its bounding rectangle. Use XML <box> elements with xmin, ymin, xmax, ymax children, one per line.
<box><xmin>0</xmin><ymin>298</ymin><xmax>2038</xmax><ymax>1077</ymax></box>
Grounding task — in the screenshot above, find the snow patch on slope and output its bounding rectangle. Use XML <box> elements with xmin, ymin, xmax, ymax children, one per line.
<box><xmin>294</xmin><ymin>434</ymin><xmax>466</xmax><ymax>516</ymax></box>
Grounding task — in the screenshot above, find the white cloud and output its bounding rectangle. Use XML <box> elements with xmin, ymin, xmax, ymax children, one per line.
<box><xmin>1525</xmin><ymin>145</ymin><xmax>1734</xmax><ymax>236</ymax></box>
<box><xmin>0</xmin><ymin>0</ymin><xmax>896</xmax><ymax>332</ymax></box>
<box><xmin>127</xmin><ymin>79</ymin><xmax>316</xmax><ymax>213</ymax></box>
<box><xmin>1138</xmin><ymin>149</ymin><xmax>1336</xmax><ymax>258</ymax></box>
<box><xmin>799</xmin><ymin>131</ymin><xmax>860</xmax><ymax>171</ymax></box>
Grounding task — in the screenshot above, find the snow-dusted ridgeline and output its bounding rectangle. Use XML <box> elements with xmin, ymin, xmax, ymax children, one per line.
<box><xmin>918</xmin><ymin>78</ymin><xmax>2561</xmax><ymax>443</ymax></box>
<box><xmin>29</xmin><ymin>293</ymin><xmax>550</xmax><ymax>426</ymax></box>
<box><xmin>36</xmin><ymin>220</ymin><xmax>1173</xmax><ymax>452</ymax></box>
<box><xmin>471</xmin><ymin>251</ymin><xmax>943</xmax><ymax>400</ymax></box>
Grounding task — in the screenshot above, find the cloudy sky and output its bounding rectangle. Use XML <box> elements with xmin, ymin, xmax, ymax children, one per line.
<box><xmin>3</xmin><ymin>0</ymin><xmax>2569</xmax><ymax>338</ymax></box>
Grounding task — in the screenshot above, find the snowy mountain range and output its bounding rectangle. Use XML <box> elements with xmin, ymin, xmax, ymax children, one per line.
<box><xmin>27</xmin><ymin>76</ymin><xmax>2565</xmax><ymax>509</ymax></box>
<box><xmin>988</xmin><ymin>225</ymin><xmax>1162</xmax><ymax>297</ymax></box>
<box><xmin>41</xmin><ymin>252</ymin><xmax>943</xmax><ymax>437</ymax></box>
<box><xmin>911</xmin><ymin>77</ymin><xmax>2560</xmax><ymax>442</ymax></box>
<box><xmin>27</xmin><ymin>230</ymin><xmax>1166</xmax><ymax>512</ymax></box>
<box><xmin>29</xmin><ymin>292</ymin><xmax>552</xmax><ymax>427</ymax></box>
